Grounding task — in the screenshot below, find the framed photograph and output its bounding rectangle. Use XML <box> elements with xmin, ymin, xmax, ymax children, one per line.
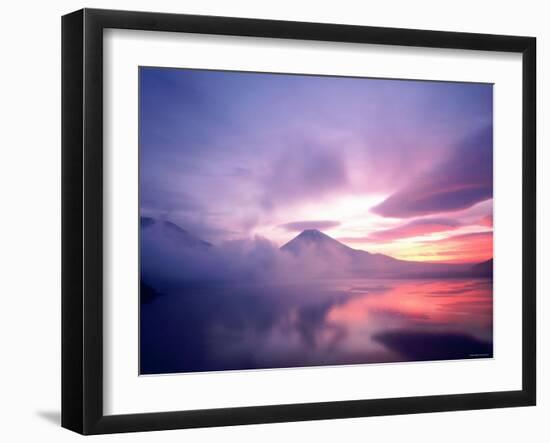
<box><xmin>62</xmin><ymin>8</ymin><xmax>536</xmax><ymax>435</ymax></box>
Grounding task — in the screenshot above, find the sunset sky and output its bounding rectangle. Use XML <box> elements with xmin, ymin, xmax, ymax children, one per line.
<box><xmin>139</xmin><ymin>67</ymin><xmax>493</xmax><ymax>264</ymax></box>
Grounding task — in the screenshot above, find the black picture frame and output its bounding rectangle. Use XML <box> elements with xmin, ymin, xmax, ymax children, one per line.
<box><xmin>62</xmin><ymin>8</ymin><xmax>536</xmax><ymax>435</ymax></box>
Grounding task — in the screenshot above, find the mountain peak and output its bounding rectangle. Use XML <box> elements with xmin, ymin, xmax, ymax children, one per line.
<box><xmin>289</xmin><ymin>229</ymin><xmax>339</xmax><ymax>245</ymax></box>
<box><xmin>140</xmin><ymin>216</ymin><xmax>212</xmax><ymax>249</ymax></box>
<box><xmin>297</xmin><ymin>229</ymin><xmax>329</xmax><ymax>239</ymax></box>
<box><xmin>281</xmin><ymin>229</ymin><xmax>353</xmax><ymax>255</ymax></box>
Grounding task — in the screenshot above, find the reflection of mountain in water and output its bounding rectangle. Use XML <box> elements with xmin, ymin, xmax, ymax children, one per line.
<box><xmin>140</xmin><ymin>277</ymin><xmax>494</xmax><ymax>374</ymax></box>
<box><xmin>139</xmin><ymin>217</ymin><xmax>493</xmax><ymax>374</ymax></box>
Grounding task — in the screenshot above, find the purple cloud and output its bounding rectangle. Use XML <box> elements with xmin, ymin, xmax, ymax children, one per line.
<box><xmin>371</xmin><ymin>127</ymin><xmax>493</xmax><ymax>218</ymax></box>
<box><xmin>139</xmin><ymin>68</ymin><xmax>493</xmax><ymax>243</ymax></box>
<box><xmin>280</xmin><ymin>220</ymin><xmax>341</xmax><ymax>232</ymax></box>
<box><xmin>260</xmin><ymin>144</ymin><xmax>349</xmax><ymax>211</ymax></box>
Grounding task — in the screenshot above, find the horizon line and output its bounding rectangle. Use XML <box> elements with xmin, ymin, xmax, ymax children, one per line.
<box><xmin>141</xmin><ymin>216</ymin><xmax>492</xmax><ymax>266</ymax></box>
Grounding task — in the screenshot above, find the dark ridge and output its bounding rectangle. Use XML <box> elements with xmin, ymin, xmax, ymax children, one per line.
<box><xmin>140</xmin><ymin>216</ymin><xmax>156</xmax><ymax>228</ymax></box>
<box><xmin>140</xmin><ymin>280</ymin><xmax>161</xmax><ymax>304</ymax></box>
<box><xmin>140</xmin><ymin>216</ymin><xmax>213</xmax><ymax>248</ymax></box>
<box><xmin>471</xmin><ymin>258</ymin><xmax>493</xmax><ymax>277</ymax></box>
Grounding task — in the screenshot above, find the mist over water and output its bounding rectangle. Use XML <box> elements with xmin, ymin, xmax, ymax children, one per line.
<box><xmin>140</xmin><ymin>277</ymin><xmax>493</xmax><ymax>374</ymax></box>
<box><xmin>139</xmin><ymin>220</ymin><xmax>493</xmax><ymax>374</ymax></box>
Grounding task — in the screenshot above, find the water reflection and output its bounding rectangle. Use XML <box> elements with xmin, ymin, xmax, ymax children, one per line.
<box><xmin>140</xmin><ymin>278</ymin><xmax>492</xmax><ymax>374</ymax></box>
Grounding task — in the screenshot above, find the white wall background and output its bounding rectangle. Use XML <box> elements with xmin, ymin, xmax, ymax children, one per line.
<box><xmin>0</xmin><ymin>1</ymin><xmax>545</xmax><ymax>441</ymax></box>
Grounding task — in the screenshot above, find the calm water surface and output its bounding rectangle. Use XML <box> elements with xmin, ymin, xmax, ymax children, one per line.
<box><xmin>140</xmin><ymin>278</ymin><xmax>493</xmax><ymax>374</ymax></box>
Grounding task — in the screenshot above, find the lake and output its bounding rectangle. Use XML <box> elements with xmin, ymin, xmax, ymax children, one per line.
<box><xmin>140</xmin><ymin>277</ymin><xmax>493</xmax><ymax>374</ymax></box>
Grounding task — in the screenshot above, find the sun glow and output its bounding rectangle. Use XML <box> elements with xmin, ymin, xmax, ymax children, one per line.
<box><xmin>255</xmin><ymin>193</ymin><xmax>390</xmax><ymax>246</ymax></box>
<box><xmin>252</xmin><ymin>192</ymin><xmax>493</xmax><ymax>265</ymax></box>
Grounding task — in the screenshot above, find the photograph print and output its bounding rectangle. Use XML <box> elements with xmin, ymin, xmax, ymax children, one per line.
<box><xmin>139</xmin><ymin>67</ymin><xmax>494</xmax><ymax>375</ymax></box>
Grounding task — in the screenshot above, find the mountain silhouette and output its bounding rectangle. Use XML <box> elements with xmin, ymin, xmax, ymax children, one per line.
<box><xmin>140</xmin><ymin>216</ymin><xmax>212</xmax><ymax>250</ymax></box>
<box><xmin>282</xmin><ymin>229</ymin><xmax>358</xmax><ymax>255</ymax></box>
<box><xmin>140</xmin><ymin>217</ymin><xmax>214</xmax><ymax>294</ymax></box>
<box><xmin>281</xmin><ymin>229</ymin><xmax>490</xmax><ymax>278</ymax></box>
<box><xmin>471</xmin><ymin>258</ymin><xmax>493</xmax><ymax>277</ymax></box>
<box><xmin>139</xmin><ymin>221</ymin><xmax>492</xmax><ymax>281</ymax></box>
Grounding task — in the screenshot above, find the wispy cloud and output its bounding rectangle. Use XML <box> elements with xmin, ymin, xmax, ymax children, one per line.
<box><xmin>279</xmin><ymin>220</ymin><xmax>341</xmax><ymax>232</ymax></box>
<box><xmin>260</xmin><ymin>144</ymin><xmax>349</xmax><ymax>211</ymax></box>
<box><xmin>410</xmin><ymin>231</ymin><xmax>493</xmax><ymax>263</ymax></box>
<box><xmin>371</xmin><ymin>127</ymin><xmax>493</xmax><ymax>218</ymax></box>
<box><xmin>367</xmin><ymin>217</ymin><xmax>462</xmax><ymax>242</ymax></box>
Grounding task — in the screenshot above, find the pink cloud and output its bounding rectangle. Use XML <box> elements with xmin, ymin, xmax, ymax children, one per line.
<box><xmin>415</xmin><ymin>231</ymin><xmax>493</xmax><ymax>263</ymax></box>
<box><xmin>367</xmin><ymin>218</ymin><xmax>462</xmax><ymax>242</ymax></box>
<box><xmin>478</xmin><ymin>214</ymin><xmax>493</xmax><ymax>227</ymax></box>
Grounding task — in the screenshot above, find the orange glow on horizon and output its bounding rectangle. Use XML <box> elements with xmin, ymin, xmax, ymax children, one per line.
<box><xmin>389</xmin><ymin>231</ymin><xmax>493</xmax><ymax>264</ymax></box>
<box><xmin>338</xmin><ymin>230</ymin><xmax>493</xmax><ymax>264</ymax></box>
<box><xmin>253</xmin><ymin>192</ymin><xmax>493</xmax><ymax>266</ymax></box>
